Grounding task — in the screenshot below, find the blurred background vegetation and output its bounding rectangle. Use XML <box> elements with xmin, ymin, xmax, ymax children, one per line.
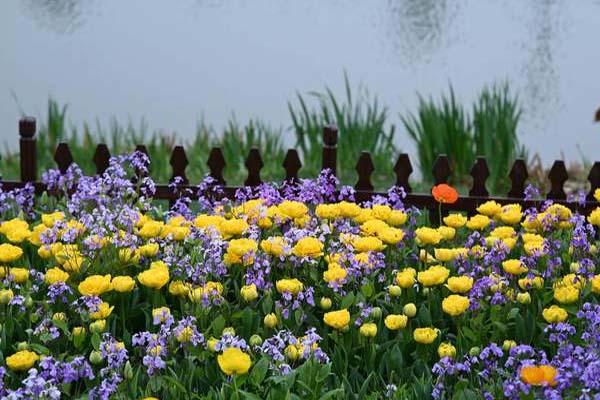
<box><xmin>0</xmin><ymin>78</ymin><xmax>590</xmax><ymax>194</ymax></box>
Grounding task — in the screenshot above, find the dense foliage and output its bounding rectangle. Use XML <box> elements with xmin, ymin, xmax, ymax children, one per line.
<box><xmin>0</xmin><ymin>153</ymin><xmax>600</xmax><ymax>399</ymax></box>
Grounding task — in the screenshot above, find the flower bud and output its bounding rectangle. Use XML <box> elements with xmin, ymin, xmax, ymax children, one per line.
<box><xmin>516</xmin><ymin>292</ymin><xmax>531</xmax><ymax>304</ymax></box>
<box><xmin>222</xmin><ymin>327</ymin><xmax>236</xmax><ymax>336</ymax></box>
<box><xmin>89</xmin><ymin>350</ymin><xmax>103</xmax><ymax>365</ymax></box>
<box><xmin>207</xmin><ymin>337</ymin><xmax>218</xmax><ymax>352</ymax></box>
<box><xmin>264</xmin><ymin>313</ymin><xmax>278</xmax><ymax>329</ymax></box>
<box><xmin>388</xmin><ymin>285</ymin><xmax>402</xmax><ymax>297</ymax></box>
<box><xmin>502</xmin><ymin>340</ymin><xmax>517</xmax><ymax>351</ymax></box>
<box><xmin>469</xmin><ymin>346</ymin><xmax>481</xmax><ymax>356</ymax></box>
<box><xmin>90</xmin><ymin>319</ymin><xmax>106</xmax><ymax>334</ymax></box>
<box><xmin>72</xmin><ymin>326</ymin><xmax>86</xmax><ymax>340</ymax></box>
<box><xmin>359</xmin><ymin>323</ymin><xmax>378</xmax><ymax>338</ymax></box>
<box><xmin>319</xmin><ymin>297</ymin><xmax>332</xmax><ymax>310</ymax></box>
<box><xmin>370</xmin><ymin>307</ymin><xmax>382</xmax><ymax>319</ymax></box>
<box><xmin>422</xmin><ymin>288</ymin><xmax>430</xmax><ymax>296</ymax></box>
<box><xmin>123</xmin><ymin>361</ymin><xmax>133</xmax><ymax>380</ymax></box>
<box><xmin>17</xmin><ymin>342</ymin><xmax>29</xmax><ymax>351</ymax></box>
<box><xmin>570</xmin><ymin>262</ymin><xmax>581</xmax><ymax>273</ymax></box>
<box><xmin>240</xmin><ymin>284</ymin><xmax>259</xmax><ymax>302</ymax></box>
<box><xmin>249</xmin><ymin>334</ymin><xmax>263</xmax><ymax>347</ymax></box>
<box><xmin>52</xmin><ymin>312</ymin><xmax>67</xmax><ymax>323</ymax></box>
<box><xmin>0</xmin><ymin>289</ymin><xmax>14</xmax><ymax>304</ymax></box>
<box><xmin>403</xmin><ymin>303</ymin><xmax>417</xmax><ymax>318</ymax></box>
<box><xmin>284</xmin><ymin>344</ymin><xmax>299</xmax><ymax>361</ymax></box>
<box><xmin>24</xmin><ymin>296</ymin><xmax>33</xmax><ymax>308</ymax></box>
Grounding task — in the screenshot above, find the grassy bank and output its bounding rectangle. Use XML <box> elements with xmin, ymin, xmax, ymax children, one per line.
<box><xmin>1</xmin><ymin>79</ymin><xmax>542</xmax><ymax>193</ymax></box>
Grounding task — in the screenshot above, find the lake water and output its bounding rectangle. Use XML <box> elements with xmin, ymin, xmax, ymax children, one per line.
<box><xmin>1</xmin><ymin>0</ymin><xmax>599</xmax><ymax>166</ymax></box>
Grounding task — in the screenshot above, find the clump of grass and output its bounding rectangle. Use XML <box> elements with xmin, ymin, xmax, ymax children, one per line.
<box><xmin>289</xmin><ymin>73</ymin><xmax>397</xmax><ymax>189</ymax></box>
<box><xmin>401</xmin><ymin>83</ymin><xmax>524</xmax><ymax>194</ymax></box>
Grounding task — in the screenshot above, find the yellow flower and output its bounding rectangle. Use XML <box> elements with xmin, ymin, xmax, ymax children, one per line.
<box><xmin>264</xmin><ymin>313</ymin><xmax>278</xmax><ymax>328</ymax></box>
<box><xmin>160</xmin><ymin>225</ymin><xmax>189</xmax><ymax>241</ymax></box>
<box><xmin>490</xmin><ymin>226</ymin><xmax>516</xmax><ymax>239</ymax></box>
<box><xmin>434</xmin><ymin>248</ymin><xmax>455</xmax><ymax>263</ymax></box>
<box><xmin>542</xmin><ymin>305</ymin><xmax>568</xmax><ymax>323</ymax></box>
<box><xmin>387</xmin><ymin>210</ymin><xmax>408</xmax><ymax>226</ymax></box>
<box><xmin>194</xmin><ymin>214</ymin><xmax>225</xmax><ymax>229</ymax></box>
<box><xmin>359</xmin><ymin>322</ymin><xmax>378</xmax><ymax>338</ymax></box>
<box><xmin>443</xmin><ymin>213</ymin><xmax>467</xmax><ymax>228</ymax></box>
<box><xmin>111</xmin><ymin>276</ymin><xmax>136</xmax><ymax>292</ymax></box>
<box><xmin>0</xmin><ymin>289</ymin><xmax>14</xmax><ymax>304</ymax></box>
<box><xmin>415</xmin><ymin>227</ymin><xmax>442</xmax><ymax>245</ymax></box>
<box><xmin>553</xmin><ymin>285</ymin><xmax>579</xmax><ymax>304</ymax></box>
<box><xmin>292</xmin><ymin>237</ymin><xmax>324</xmax><ymax>258</ymax></box>
<box><xmin>442</xmin><ymin>295</ymin><xmax>470</xmax><ymax>316</ymax></box>
<box><xmin>323</xmin><ymin>264</ymin><xmax>347</xmax><ymax>284</ymax></box>
<box><xmin>396</xmin><ymin>267</ymin><xmax>417</xmax><ymax>288</ymax></box>
<box><xmin>438</xmin><ymin>342</ymin><xmax>456</xmax><ymax>358</ymax></box>
<box><xmin>351</xmin><ymin>236</ymin><xmax>385</xmax><ymax>252</ymax></box>
<box><xmin>377</xmin><ymin>227</ymin><xmax>405</xmax><ymax>245</ymax></box>
<box><xmin>168</xmin><ymin>280</ymin><xmax>190</xmax><ymax>297</ymax></box>
<box><xmin>276</xmin><ymin>279</ymin><xmax>304</xmax><ymax>295</ymax></box>
<box><xmin>138</xmin><ymin>220</ymin><xmax>164</xmax><ymax>238</ymax></box>
<box><xmin>0</xmin><ymin>243</ymin><xmax>23</xmax><ymax>263</ymax></box>
<box><xmin>413</xmin><ymin>327</ymin><xmax>438</xmax><ymax>344</ymax></box>
<box><xmin>337</xmin><ymin>201</ymin><xmax>362</xmax><ymax>218</ymax></box>
<box><xmin>437</xmin><ymin>226</ymin><xmax>455</xmax><ymax>240</ymax></box>
<box><xmin>78</xmin><ymin>274</ymin><xmax>112</xmax><ymax>296</ymax></box>
<box><xmin>360</xmin><ymin>219</ymin><xmax>389</xmax><ymax>236</ymax></box>
<box><xmin>323</xmin><ymin>309</ymin><xmax>351</xmax><ymax>330</ymax></box>
<box><xmin>139</xmin><ymin>243</ymin><xmax>160</xmax><ymax>257</ymax></box>
<box><xmin>499</xmin><ymin>204</ymin><xmax>522</xmax><ymax>225</ymax></box>
<box><xmin>384</xmin><ymin>314</ymin><xmax>408</xmax><ymax>330</ymax></box>
<box><xmin>217</xmin><ymin>347</ymin><xmax>252</xmax><ymax>375</ymax></box>
<box><xmin>466</xmin><ymin>214</ymin><xmax>491</xmax><ymax>230</ymax></box>
<box><xmin>260</xmin><ymin>237</ymin><xmax>289</xmax><ymax>257</ymax></box>
<box><xmin>5</xmin><ymin>228</ymin><xmax>31</xmax><ymax>243</ymax></box>
<box><xmin>592</xmin><ymin>275</ymin><xmax>600</xmax><ymax>294</ymax></box>
<box><xmin>315</xmin><ymin>204</ymin><xmax>340</xmax><ymax>220</ymax></box>
<box><xmin>118</xmin><ymin>248</ymin><xmax>140</xmax><ymax>264</ymax></box>
<box><xmin>90</xmin><ymin>302</ymin><xmax>114</xmax><ymax>320</ymax></box>
<box><xmin>44</xmin><ymin>267</ymin><xmax>69</xmax><ymax>285</ymax></box>
<box><xmin>177</xmin><ymin>327</ymin><xmax>194</xmax><ymax>343</ymax></box>
<box><xmin>502</xmin><ymin>259</ymin><xmax>528</xmax><ymax>275</ymax></box>
<box><xmin>516</xmin><ymin>292</ymin><xmax>531</xmax><ymax>304</ymax></box>
<box><xmin>594</xmin><ymin>189</ymin><xmax>600</xmax><ymax>203</ymax></box>
<box><xmin>240</xmin><ymin>284</ymin><xmax>259</xmax><ymax>302</ymax></box>
<box><xmin>518</xmin><ymin>276</ymin><xmax>544</xmax><ymax>290</ymax></box>
<box><xmin>41</xmin><ymin>211</ymin><xmax>65</xmax><ymax>227</ymax></box>
<box><xmin>9</xmin><ymin>268</ymin><xmax>29</xmax><ymax>283</ymax></box>
<box><xmin>353</xmin><ymin>208</ymin><xmax>373</xmax><ymax>224</ymax></box>
<box><xmin>138</xmin><ymin>262</ymin><xmax>170</xmax><ymax>290</ymax></box>
<box><xmin>278</xmin><ymin>201</ymin><xmax>308</xmax><ymax>219</ymax></box>
<box><xmin>446</xmin><ymin>276</ymin><xmax>473</xmax><ymax>294</ymax></box>
<box><xmin>219</xmin><ymin>218</ymin><xmax>249</xmax><ymax>239</ymax></box>
<box><xmin>476</xmin><ymin>201</ymin><xmax>502</xmax><ymax>217</ymax></box>
<box><xmin>417</xmin><ymin>265</ymin><xmax>450</xmax><ymax>287</ymax></box>
<box><xmin>152</xmin><ymin>307</ymin><xmax>171</xmax><ymax>323</ymax></box>
<box><xmin>6</xmin><ymin>350</ymin><xmax>39</xmax><ymax>372</ymax></box>
<box><xmin>371</xmin><ymin>204</ymin><xmax>392</xmax><ymax>220</ymax></box>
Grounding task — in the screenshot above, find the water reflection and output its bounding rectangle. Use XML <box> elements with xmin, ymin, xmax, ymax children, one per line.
<box><xmin>384</xmin><ymin>0</ymin><xmax>460</xmax><ymax>65</ymax></box>
<box><xmin>521</xmin><ymin>0</ymin><xmax>564</xmax><ymax>127</ymax></box>
<box><xmin>21</xmin><ymin>0</ymin><xmax>90</xmax><ymax>34</ymax></box>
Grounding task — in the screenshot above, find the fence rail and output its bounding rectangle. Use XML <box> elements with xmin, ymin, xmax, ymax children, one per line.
<box><xmin>3</xmin><ymin>117</ymin><xmax>600</xmax><ymax>216</ymax></box>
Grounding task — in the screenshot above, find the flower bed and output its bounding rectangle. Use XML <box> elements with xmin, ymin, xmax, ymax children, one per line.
<box><xmin>0</xmin><ymin>153</ymin><xmax>600</xmax><ymax>399</ymax></box>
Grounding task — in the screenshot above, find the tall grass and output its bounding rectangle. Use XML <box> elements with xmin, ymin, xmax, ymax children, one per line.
<box><xmin>401</xmin><ymin>84</ymin><xmax>524</xmax><ymax>193</ymax></box>
<box><xmin>289</xmin><ymin>73</ymin><xmax>397</xmax><ymax>187</ymax></box>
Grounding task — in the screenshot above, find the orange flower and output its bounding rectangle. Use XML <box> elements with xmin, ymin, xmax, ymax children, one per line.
<box><xmin>520</xmin><ymin>365</ymin><xmax>558</xmax><ymax>386</ymax></box>
<box><xmin>432</xmin><ymin>184</ymin><xmax>458</xmax><ymax>204</ymax></box>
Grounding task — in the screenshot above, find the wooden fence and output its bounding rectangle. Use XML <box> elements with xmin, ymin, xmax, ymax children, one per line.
<box><xmin>3</xmin><ymin>117</ymin><xmax>600</xmax><ymax>216</ymax></box>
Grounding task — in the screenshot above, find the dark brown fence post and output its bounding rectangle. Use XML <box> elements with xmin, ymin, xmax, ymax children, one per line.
<box><xmin>283</xmin><ymin>149</ymin><xmax>302</xmax><ymax>184</ymax></box>
<box><xmin>507</xmin><ymin>159</ymin><xmax>528</xmax><ymax>198</ymax></box>
<box><xmin>93</xmin><ymin>144</ymin><xmax>111</xmax><ymax>175</ymax></box>
<box><xmin>54</xmin><ymin>143</ymin><xmax>74</xmax><ymax>174</ymax></box>
<box><xmin>207</xmin><ymin>147</ymin><xmax>226</xmax><ymax>185</ymax></box>
<box><xmin>547</xmin><ymin>160</ymin><xmax>568</xmax><ymax>200</ymax></box>
<box><xmin>469</xmin><ymin>157</ymin><xmax>490</xmax><ymax>197</ymax></box>
<box><xmin>393</xmin><ymin>153</ymin><xmax>413</xmax><ymax>193</ymax></box>
<box><xmin>19</xmin><ymin>117</ymin><xmax>37</xmax><ymax>182</ymax></box>
<box><xmin>355</xmin><ymin>152</ymin><xmax>374</xmax><ymax>192</ymax></box>
<box><xmin>244</xmin><ymin>148</ymin><xmax>263</xmax><ymax>187</ymax></box>
<box><xmin>322</xmin><ymin>125</ymin><xmax>338</xmax><ymax>176</ymax></box>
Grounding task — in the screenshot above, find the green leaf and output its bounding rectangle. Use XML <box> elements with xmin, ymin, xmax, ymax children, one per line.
<box><xmin>91</xmin><ymin>332</ymin><xmax>101</xmax><ymax>351</ymax></box>
<box><xmin>340</xmin><ymin>292</ymin><xmax>355</xmax><ymax>309</ymax></box>
<box><xmin>319</xmin><ymin>388</ymin><xmax>344</xmax><ymax>400</ymax></box>
<box><xmin>250</xmin><ymin>358</ymin><xmax>269</xmax><ymax>387</ymax></box>
<box><xmin>360</xmin><ymin>282</ymin><xmax>374</xmax><ymax>299</ymax></box>
<box><xmin>212</xmin><ymin>315</ymin><xmax>226</xmax><ymax>335</ymax></box>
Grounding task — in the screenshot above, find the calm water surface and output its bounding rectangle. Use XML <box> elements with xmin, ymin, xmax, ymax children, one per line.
<box><xmin>1</xmin><ymin>0</ymin><xmax>599</xmax><ymax>164</ymax></box>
